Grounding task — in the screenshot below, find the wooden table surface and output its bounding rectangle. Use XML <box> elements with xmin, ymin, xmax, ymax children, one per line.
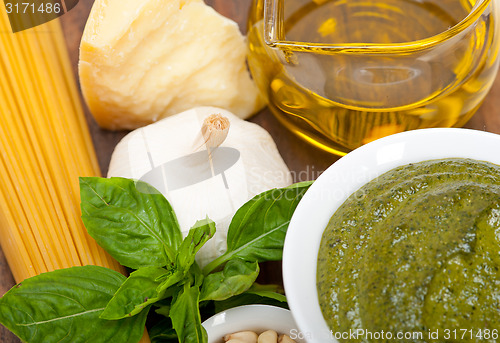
<box><xmin>1</xmin><ymin>1</ymin><xmax>500</xmax><ymax>341</ymax></box>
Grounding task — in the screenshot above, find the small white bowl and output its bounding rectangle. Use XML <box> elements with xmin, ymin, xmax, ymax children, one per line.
<box><xmin>282</xmin><ymin>128</ymin><xmax>500</xmax><ymax>342</ymax></box>
<box><xmin>202</xmin><ymin>304</ymin><xmax>305</xmax><ymax>343</ymax></box>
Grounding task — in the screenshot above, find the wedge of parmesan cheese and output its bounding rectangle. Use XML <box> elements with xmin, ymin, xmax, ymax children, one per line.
<box><xmin>79</xmin><ymin>0</ymin><xmax>265</xmax><ymax>130</ymax></box>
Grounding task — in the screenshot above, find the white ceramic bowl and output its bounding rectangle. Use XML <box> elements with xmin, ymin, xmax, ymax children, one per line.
<box><xmin>202</xmin><ymin>304</ymin><xmax>305</xmax><ymax>343</ymax></box>
<box><xmin>282</xmin><ymin>128</ymin><xmax>500</xmax><ymax>343</ymax></box>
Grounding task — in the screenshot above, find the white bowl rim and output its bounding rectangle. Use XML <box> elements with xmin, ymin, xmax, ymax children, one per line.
<box><xmin>282</xmin><ymin>128</ymin><xmax>500</xmax><ymax>343</ymax></box>
<box><xmin>202</xmin><ymin>304</ymin><xmax>305</xmax><ymax>343</ymax></box>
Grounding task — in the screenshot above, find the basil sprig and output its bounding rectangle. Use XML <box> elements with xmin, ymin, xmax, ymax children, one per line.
<box><xmin>0</xmin><ymin>266</ymin><xmax>148</xmax><ymax>343</ymax></box>
<box><xmin>202</xmin><ymin>182</ymin><xmax>312</xmax><ymax>274</ymax></box>
<box><xmin>0</xmin><ymin>177</ymin><xmax>312</xmax><ymax>343</ymax></box>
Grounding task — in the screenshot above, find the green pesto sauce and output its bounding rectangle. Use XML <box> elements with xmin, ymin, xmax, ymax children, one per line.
<box><xmin>317</xmin><ymin>158</ymin><xmax>500</xmax><ymax>343</ymax></box>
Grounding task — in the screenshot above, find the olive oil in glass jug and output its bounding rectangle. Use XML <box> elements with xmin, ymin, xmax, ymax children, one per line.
<box><xmin>247</xmin><ymin>0</ymin><xmax>500</xmax><ymax>154</ymax></box>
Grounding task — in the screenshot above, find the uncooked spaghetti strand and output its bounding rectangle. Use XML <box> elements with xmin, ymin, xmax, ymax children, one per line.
<box><xmin>0</xmin><ymin>123</ymin><xmax>52</xmax><ymax>273</ymax></box>
<box><xmin>16</xmin><ymin>27</ymin><xmax>103</xmax><ymax>266</ymax></box>
<box><xmin>0</xmin><ymin>162</ymin><xmax>42</xmax><ymax>278</ymax></box>
<box><xmin>0</xmin><ymin>75</ymin><xmax>80</xmax><ymax>270</ymax></box>
<box><xmin>0</xmin><ymin>56</ymin><xmax>83</xmax><ymax>270</ymax></box>
<box><xmin>32</xmin><ymin>27</ymin><xmax>97</xmax><ymax>179</ymax></box>
<box><xmin>0</xmin><ymin>29</ymin><xmax>82</xmax><ymax>269</ymax></box>
<box><xmin>32</xmin><ymin>21</ymin><xmax>114</xmax><ymax>266</ymax></box>
<box><xmin>47</xmin><ymin>19</ymin><xmax>101</xmax><ymax>175</ymax></box>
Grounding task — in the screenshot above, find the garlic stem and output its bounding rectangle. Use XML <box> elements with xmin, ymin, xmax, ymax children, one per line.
<box><xmin>201</xmin><ymin>113</ymin><xmax>230</xmax><ymax>149</ymax></box>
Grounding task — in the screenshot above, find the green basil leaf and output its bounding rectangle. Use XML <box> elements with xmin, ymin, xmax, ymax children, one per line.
<box><xmin>190</xmin><ymin>262</ymin><xmax>204</xmax><ymax>288</ymax></box>
<box><xmin>245</xmin><ymin>290</ymin><xmax>287</xmax><ymax>303</ymax></box>
<box><xmin>170</xmin><ymin>285</ymin><xmax>207</xmax><ymax>343</ymax></box>
<box><xmin>155</xmin><ymin>305</ymin><xmax>171</xmax><ymax>317</ymax></box>
<box><xmin>200</xmin><ymin>259</ymin><xmax>259</xmax><ymax>301</ymax></box>
<box><xmin>176</xmin><ymin>218</ymin><xmax>216</xmax><ymax>271</ymax></box>
<box><xmin>101</xmin><ymin>267</ymin><xmax>169</xmax><ymax>320</ymax></box>
<box><xmin>80</xmin><ymin>177</ymin><xmax>183</xmax><ymax>269</ymax></box>
<box><xmin>244</xmin><ymin>283</ymin><xmax>287</xmax><ymax>302</ymax></box>
<box><xmin>226</xmin><ymin>181</ymin><xmax>312</xmax><ymax>260</ymax></box>
<box><xmin>247</xmin><ymin>282</ymin><xmax>284</xmax><ymax>293</ymax></box>
<box><xmin>203</xmin><ymin>181</ymin><xmax>313</xmax><ymax>274</ymax></box>
<box><xmin>156</xmin><ymin>269</ymin><xmax>185</xmax><ymax>297</ymax></box>
<box><xmin>102</xmin><ymin>266</ymin><xmax>185</xmax><ymax>321</ymax></box>
<box><xmin>0</xmin><ymin>266</ymin><xmax>148</xmax><ymax>343</ymax></box>
<box><xmin>214</xmin><ymin>292</ymin><xmax>288</xmax><ymax>313</ymax></box>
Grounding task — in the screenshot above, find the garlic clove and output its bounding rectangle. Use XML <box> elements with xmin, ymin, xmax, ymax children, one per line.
<box><xmin>278</xmin><ymin>334</ymin><xmax>296</xmax><ymax>343</ymax></box>
<box><xmin>258</xmin><ymin>330</ymin><xmax>278</xmax><ymax>343</ymax></box>
<box><xmin>224</xmin><ymin>331</ymin><xmax>258</xmax><ymax>343</ymax></box>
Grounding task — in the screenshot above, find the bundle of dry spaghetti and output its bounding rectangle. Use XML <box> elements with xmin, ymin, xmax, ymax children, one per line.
<box><xmin>0</xmin><ymin>12</ymin><xmax>124</xmax><ymax>283</ymax></box>
<box><xmin>0</xmin><ymin>11</ymin><xmax>124</xmax><ymax>281</ymax></box>
<box><xmin>0</xmin><ymin>8</ymin><xmax>153</xmax><ymax>342</ymax></box>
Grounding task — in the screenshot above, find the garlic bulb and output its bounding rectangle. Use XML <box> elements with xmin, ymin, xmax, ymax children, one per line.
<box><xmin>108</xmin><ymin>107</ymin><xmax>292</xmax><ymax>267</ymax></box>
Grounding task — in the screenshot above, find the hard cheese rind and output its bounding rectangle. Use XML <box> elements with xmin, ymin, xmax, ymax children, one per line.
<box><xmin>79</xmin><ymin>0</ymin><xmax>265</xmax><ymax>130</ymax></box>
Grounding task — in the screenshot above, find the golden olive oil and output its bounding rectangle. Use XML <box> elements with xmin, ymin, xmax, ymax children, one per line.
<box><xmin>247</xmin><ymin>0</ymin><xmax>500</xmax><ymax>154</ymax></box>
